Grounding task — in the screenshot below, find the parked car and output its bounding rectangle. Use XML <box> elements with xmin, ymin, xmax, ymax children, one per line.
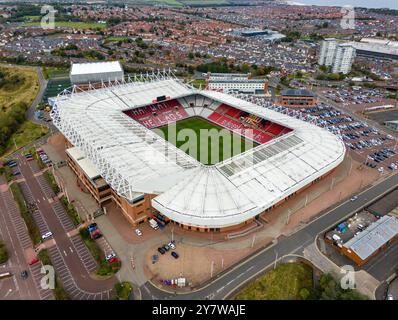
<box><xmin>28</xmin><ymin>258</ymin><xmax>39</xmax><ymax>266</ymax></box>
<box><xmin>168</xmin><ymin>242</ymin><xmax>176</xmax><ymax>250</ymax></box>
<box><xmin>108</xmin><ymin>257</ymin><xmax>118</xmax><ymax>264</ymax></box>
<box><xmin>171</xmin><ymin>251</ymin><xmax>179</xmax><ymax>259</ymax></box>
<box><xmin>135</xmin><ymin>229</ymin><xmax>142</xmax><ymax>236</ymax></box>
<box><xmin>90</xmin><ymin>229</ymin><xmax>102</xmax><ymax>239</ymax></box>
<box><xmin>20</xmin><ymin>270</ymin><xmax>28</xmax><ymax>279</ymax></box>
<box><xmin>157</xmin><ymin>247</ymin><xmax>166</xmax><ymax>255</ymax></box>
<box><xmin>387</xmin><ymin>293</ymin><xmax>394</xmax><ymax>300</ymax></box>
<box><xmin>105</xmin><ymin>253</ymin><xmax>116</xmax><ymax>261</ymax></box>
<box><xmin>41</xmin><ymin>231</ymin><xmax>53</xmax><ymax>240</ymax></box>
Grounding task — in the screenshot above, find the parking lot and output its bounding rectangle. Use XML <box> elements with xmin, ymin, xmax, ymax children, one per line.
<box><xmin>51</xmin><ymin>201</ymin><xmax>76</xmax><ymax>233</ymax></box>
<box><xmin>47</xmin><ymin>245</ymin><xmax>112</xmax><ymax>300</ymax></box>
<box><xmin>70</xmin><ymin>235</ymin><xmax>98</xmax><ymax>274</ymax></box>
<box><xmin>321</xmin><ymin>86</ymin><xmax>391</xmax><ymax>106</ymax></box>
<box><xmin>256</xmin><ymin>99</ymin><xmax>398</xmax><ymax>172</ymax></box>
<box><xmin>325</xmin><ymin>210</ymin><xmax>378</xmax><ymax>245</ymax></box>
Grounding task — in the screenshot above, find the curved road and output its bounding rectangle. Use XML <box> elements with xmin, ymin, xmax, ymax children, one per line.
<box><xmin>140</xmin><ymin>172</ymin><xmax>398</xmax><ymax>300</ymax></box>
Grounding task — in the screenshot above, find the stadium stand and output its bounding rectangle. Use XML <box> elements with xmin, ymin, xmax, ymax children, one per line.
<box><xmin>123</xmin><ymin>94</ymin><xmax>291</xmax><ymax>144</ymax></box>
<box><xmin>206</xmin><ymin>103</ymin><xmax>291</xmax><ymax>144</ymax></box>
<box><xmin>124</xmin><ymin>99</ymin><xmax>189</xmax><ymax>129</ymax></box>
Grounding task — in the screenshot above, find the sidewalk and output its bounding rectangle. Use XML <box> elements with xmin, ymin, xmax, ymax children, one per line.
<box><xmin>303</xmin><ymin>242</ymin><xmax>379</xmax><ymax>299</ymax></box>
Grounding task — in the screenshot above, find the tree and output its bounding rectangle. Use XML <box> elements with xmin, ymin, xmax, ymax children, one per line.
<box><xmin>299</xmin><ymin>288</ymin><xmax>311</xmax><ymax>300</ymax></box>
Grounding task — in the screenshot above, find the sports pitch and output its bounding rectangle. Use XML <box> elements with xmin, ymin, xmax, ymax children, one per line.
<box><xmin>153</xmin><ymin>117</ymin><xmax>257</xmax><ymax>165</ymax></box>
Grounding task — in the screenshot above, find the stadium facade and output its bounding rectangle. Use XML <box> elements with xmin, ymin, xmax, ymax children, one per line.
<box><xmin>51</xmin><ymin>72</ymin><xmax>346</xmax><ymax>232</ymax></box>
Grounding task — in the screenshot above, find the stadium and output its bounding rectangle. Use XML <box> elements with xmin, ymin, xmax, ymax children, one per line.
<box><xmin>51</xmin><ymin>72</ymin><xmax>346</xmax><ymax>232</ymax></box>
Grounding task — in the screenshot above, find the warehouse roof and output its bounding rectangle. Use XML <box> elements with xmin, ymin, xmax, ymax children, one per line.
<box><xmin>70</xmin><ymin>61</ymin><xmax>123</xmax><ymax>76</ymax></box>
<box><xmin>343</xmin><ymin>215</ymin><xmax>398</xmax><ymax>261</ymax></box>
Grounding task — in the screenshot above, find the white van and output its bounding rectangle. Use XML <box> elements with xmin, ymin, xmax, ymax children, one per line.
<box><xmin>149</xmin><ymin>219</ymin><xmax>159</xmax><ymax>230</ymax></box>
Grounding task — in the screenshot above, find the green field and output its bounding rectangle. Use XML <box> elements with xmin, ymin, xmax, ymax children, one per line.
<box><xmin>22</xmin><ymin>21</ymin><xmax>107</xmax><ymax>29</ymax></box>
<box><xmin>154</xmin><ymin>117</ymin><xmax>256</xmax><ymax>165</ymax></box>
<box><xmin>42</xmin><ymin>78</ymin><xmax>71</xmax><ymax>102</ymax></box>
<box><xmin>235</xmin><ymin>263</ymin><xmax>315</xmax><ymax>300</ymax></box>
<box><xmin>3</xmin><ymin>121</ymin><xmax>49</xmax><ymax>157</ymax></box>
<box><xmin>43</xmin><ymin>66</ymin><xmax>69</xmax><ymax>80</ymax></box>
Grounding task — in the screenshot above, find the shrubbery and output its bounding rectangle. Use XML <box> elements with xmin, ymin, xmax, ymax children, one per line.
<box><xmin>0</xmin><ymin>102</ymin><xmax>28</xmax><ymax>155</ymax></box>
<box><xmin>0</xmin><ymin>241</ymin><xmax>8</xmax><ymax>264</ymax></box>
<box><xmin>9</xmin><ymin>183</ymin><xmax>41</xmax><ymax>244</ymax></box>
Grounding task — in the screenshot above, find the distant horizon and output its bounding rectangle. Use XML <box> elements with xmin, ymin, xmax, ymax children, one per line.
<box><xmin>285</xmin><ymin>0</ymin><xmax>398</xmax><ymax>10</ymax></box>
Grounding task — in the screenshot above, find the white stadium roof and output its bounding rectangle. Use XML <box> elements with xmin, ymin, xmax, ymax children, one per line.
<box><xmin>51</xmin><ymin>75</ymin><xmax>345</xmax><ymax>229</ymax></box>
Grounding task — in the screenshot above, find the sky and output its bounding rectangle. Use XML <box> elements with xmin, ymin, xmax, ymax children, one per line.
<box><xmin>287</xmin><ymin>0</ymin><xmax>398</xmax><ymax>10</ymax></box>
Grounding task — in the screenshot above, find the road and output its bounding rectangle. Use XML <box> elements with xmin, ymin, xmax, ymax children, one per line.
<box><xmin>16</xmin><ymin>154</ymin><xmax>116</xmax><ymax>299</ymax></box>
<box><xmin>140</xmin><ymin>172</ymin><xmax>398</xmax><ymax>300</ymax></box>
<box><xmin>0</xmin><ymin>177</ymin><xmax>43</xmax><ymax>300</ymax></box>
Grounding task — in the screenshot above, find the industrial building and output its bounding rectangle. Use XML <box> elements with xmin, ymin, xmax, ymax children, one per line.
<box><xmin>69</xmin><ymin>61</ymin><xmax>124</xmax><ymax>84</ymax></box>
<box><xmin>341</xmin><ymin>215</ymin><xmax>398</xmax><ymax>266</ymax></box>
<box><xmin>385</xmin><ymin>120</ymin><xmax>398</xmax><ymax>132</ymax></box>
<box><xmin>348</xmin><ymin>38</ymin><xmax>398</xmax><ymax>61</ymax></box>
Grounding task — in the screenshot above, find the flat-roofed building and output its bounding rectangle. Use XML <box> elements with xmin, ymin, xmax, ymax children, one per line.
<box><xmin>341</xmin><ymin>215</ymin><xmax>398</xmax><ymax>266</ymax></box>
<box><xmin>70</xmin><ymin>61</ymin><xmax>124</xmax><ymax>84</ymax></box>
<box><xmin>279</xmin><ymin>89</ymin><xmax>317</xmax><ymax>107</ymax></box>
<box><xmin>385</xmin><ymin>120</ymin><xmax>398</xmax><ymax>132</ymax></box>
<box><xmin>207</xmin><ymin>79</ymin><xmax>268</xmax><ymax>95</ymax></box>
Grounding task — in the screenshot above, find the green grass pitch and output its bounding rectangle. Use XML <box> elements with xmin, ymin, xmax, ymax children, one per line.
<box><xmin>153</xmin><ymin>117</ymin><xmax>257</xmax><ymax>165</ymax></box>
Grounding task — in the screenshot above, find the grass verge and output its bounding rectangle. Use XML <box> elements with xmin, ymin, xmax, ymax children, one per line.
<box><xmin>60</xmin><ymin>196</ymin><xmax>81</xmax><ymax>226</ymax></box>
<box><xmin>114</xmin><ymin>282</ymin><xmax>133</xmax><ymax>300</ymax></box>
<box><xmin>235</xmin><ymin>262</ymin><xmax>315</xmax><ymax>300</ymax></box>
<box><xmin>37</xmin><ymin>249</ymin><xmax>70</xmax><ymax>300</ymax></box>
<box><xmin>9</xmin><ymin>183</ymin><xmax>41</xmax><ymax>245</ymax></box>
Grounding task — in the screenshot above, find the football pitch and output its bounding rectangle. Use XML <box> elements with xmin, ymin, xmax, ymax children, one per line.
<box><xmin>153</xmin><ymin>117</ymin><xmax>257</xmax><ymax>165</ymax></box>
